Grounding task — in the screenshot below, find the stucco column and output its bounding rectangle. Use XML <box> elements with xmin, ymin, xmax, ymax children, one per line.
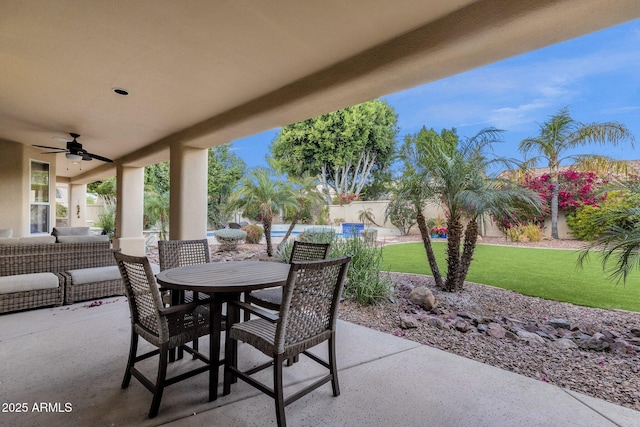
<box><xmin>169</xmin><ymin>145</ymin><xmax>208</xmax><ymax>240</ymax></box>
<box><xmin>69</xmin><ymin>184</ymin><xmax>87</xmax><ymax>228</ymax></box>
<box><xmin>113</xmin><ymin>165</ymin><xmax>145</xmax><ymax>255</ymax></box>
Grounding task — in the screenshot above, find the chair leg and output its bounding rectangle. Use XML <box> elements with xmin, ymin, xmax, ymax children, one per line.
<box><xmin>286</xmin><ymin>354</ymin><xmax>299</xmax><ymax>366</ymax></box>
<box><xmin>328</xmin><ymin>335</ymin><xmax>340</xmax><ymax>397</ymax></box>
<box><xmin>149</xmin><ymin>345</ymin><xmax>169</xmax><ymax>418</ymax></box>
<box><xmin>274</xmin><ymin>354</ymin><xmax>286</xmax><ymax>427</ymax></box>
<box><xmin>122</xmin><ymin>330</ymin><xmax>138</xmax><ymax>389</ymax></box>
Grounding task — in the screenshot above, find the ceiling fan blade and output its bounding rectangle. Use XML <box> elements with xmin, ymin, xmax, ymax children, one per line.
<box><xmin>87</xmin><ymin>152</ymin><xmax>113</xmax><ymax>163</ymax></box>
<box><xmin>33</xmin><ymin>144</ymin><xmax>65</xmax><ymax>151</ymax></box>
<box><xmin>41</xmin><ymin>150</ymin><xmax>67</xmax><ymax>154</ymax></box>
<box><xmin>81</xmin><ymin>153</ymin><xmax>93</xmax><ymax>161</ymax></box>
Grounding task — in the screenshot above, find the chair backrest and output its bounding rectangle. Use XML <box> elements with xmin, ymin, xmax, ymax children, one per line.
<box><xmin>275</xmin><ymin>256</ymin><xmax>351</xmax><ymax>353</ymax></box>
<box><xmin>289</xmin><ymin>241</ymin><xmax>330</xmax><ymax>263</ymax></box>
<box><xmin>114</xmin><ymin>252</ymin><xmax>168</xmax><ymax>341</ymax></box>
<box><xmin>228</xmin><ymin>222</ymin><xmax>242</xmax><ymax>229</ymax></box>
<box><xmin>157</xmin><ymin>239</ymin><xmax>210</xmax><ymax>271</ymax></box>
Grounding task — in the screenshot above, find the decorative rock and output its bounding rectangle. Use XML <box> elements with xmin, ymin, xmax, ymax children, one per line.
<box><xmin>476</xmin><ymin>324</ymin><xmax>488</xmax><ymax>333</ymax></box>
<box><xmin>630</xmin><ymin>327</ymin><xmax>640</xmax><ymax>337</ymax></box>
<box><xmin>576</xmin><ymin>334</ymin><xmax>610</xmax><ymax>351</ymax></box>
<box><xmin>400</xmin><ymin>314</ymin><xmax>419</xmax><ymax>329</ymax></box>
<box><xmin>487</xmin><ymin>323</ymin><xmax>507</xmax><ymax>339</ymax></box>
<box><xmin>516</xmin><ymin>330</ymin><xmax>546</xmax><ymax>346</ymax></box>
<box><xmin>454</xmin><ymin>319</ymin><xmax>472</xmax><ymax>332</ymax></box>
<box><xmin>426</xmin><ymin>316</ymin><xmax>448</xmax><ymax>329</ymax></box>
<box><xmin>408</xmin><ymin>286</ymin><xmax>436</xmax><ymax>310</ymax></box>
<box><xmin>539</xmin><ymin>324</ymin><xmax>559</xmax><ymax>337</ymax></box>
<box><xmin>457</xmin><ymin>311</ymin><xmax>477</xmax><ymax>320</ymax></box>
<box><xmin>505</xmin><ymin>331</ymin><xmax>518</xmax><ymax>340</ymax></box>
<box><xmin>547</xmin><ymin>318</ymin><xmax>571</xmax><ymax>329</ymax></box>
<box><xmin>610</xmin><ymin>339</ymin><xmax>634</xmax><ymax>355</ymax></box>
<box><xmin>554</xmin><ymin>338</ymin><xmax>578</xmax><ymax>350</ymax></box>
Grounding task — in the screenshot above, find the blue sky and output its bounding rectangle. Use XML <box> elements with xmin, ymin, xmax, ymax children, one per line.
<box><xmin>231</xmin><ymin>19</ymin><xmax>640</xmax><ymax>171</ymax></box>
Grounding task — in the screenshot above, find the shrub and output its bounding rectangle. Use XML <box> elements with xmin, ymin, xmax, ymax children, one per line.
<box><xmin>56</xmin><ymin>202</ymin><xmax>68</xmax><ymax>218</ymax></box>
<box><xmin>277</xmin><ymin>233</ymin><xmax>392</xmax><ymax>305</ymax></box>
<box><xmin>334</xmin><ymin>236</ymin><xmax>391</xmax><ymax>305</ymax></box>
<box><xmin>241</xmin><ymin>224</ymin><xmax>263</xmax><ymax>244</ymax></box>
<box><xmin>214</xmin><ymin>228</ymin><xmax>246</xmax><ymax>250</ymax></box>
<box><xmin>567</xmin><ymin>190</ymin><xmax>640</xmax><ymax>241</ymax></box>
<box><xmin>505</xmin><ymin>223</ymin><xmax>543</xmax><ymax>242</ymax></box>
<box><xmin>299</xmin><ymin>227</ymin><xmax>336</xmax><ymax>244</ymax></box>
<box><xmin>384</xmin><ymin>197</ymin><xmax>416</xmax><ymax>235</ymax></box>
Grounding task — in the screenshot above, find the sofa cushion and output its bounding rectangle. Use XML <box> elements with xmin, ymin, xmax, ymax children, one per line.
<box><xmin>52</xmin><ymin>227</ymin><xmax>90</xmax><ymax>237</ymax></box>
<box><xmin>0</xmin><ymin>236</ymin><xmax>56</xmax><ymax>245</ymax></box>
<box><xmin>0</xmin><ymin>228</ymin><xmax>13</xmax><ymax>238</ymax></box>
<box><xmin>66</xmin><ymin>266</ymin><xmax>121</xmax><ymax>285</ymax></box>
<box><xmin>56</xmin><ymin>235</ymin><xmax>110</xmax><ymax>243</ymax></box>
<box><xmin>0</xmin><ymin>273</ymin><xmax>60</xmax><ymax>294</ymax></box>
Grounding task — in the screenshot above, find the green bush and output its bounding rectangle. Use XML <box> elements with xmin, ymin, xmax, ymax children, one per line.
<box><xmin>94</xmin><ymin>203</ymin><xmax>116</xmax><ymax>239</ymax></box>
<box><xmin>384</xmin><ymin>197</ymin><xmax>416</xmax><ymax>235</ymax></box>
<box><xmin>214</xmin><ymin>228</ymin><xmax>246</xmax><ymax>250</ymax></box>
<box><xmin>241</xmin><ymin>224</ymin><xmax>263</xmax><ymax>244</ymax></box>
<box><xmin>299</xmin><ymin>227</ymin><xmax>336</xmax><ymax>244</ymax></box>
<box><xmin>277</xmin><ymin>233</ymin><xmax>391</xmax><ymax>305</ymax></box>
<box><xmin>56</xmin><ymin>202</ymin><xmax>68</xmax><ymax>218</ymax></box>
<box><xmin>567</xmin><ymin>190</ymin><xmax>640</xmax><ymax>241</ymax></box>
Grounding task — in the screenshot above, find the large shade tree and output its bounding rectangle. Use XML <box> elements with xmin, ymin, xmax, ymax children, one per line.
<box><xmin>270</xmin><ymin>99</ymin><xmax>398</xmax><ymax>203</ymax></box>
<box><xmin>228</xmin><ymin>168</ymin><xmax>297</xmax><ymax>257</ymax></box>
<box><xmin>207</xmin><ymin>144</ymin><xmax>246</xmax><ymax>228</ymax></box>
<box><xmin>519</xmin><ymin>107</ymin><xmax>634</xmax><ymax>239</ymax></box>
<box><xmin>399</xmin><ymin>127</ymin><xmax>540</xmax><ymax>292</ymax></box>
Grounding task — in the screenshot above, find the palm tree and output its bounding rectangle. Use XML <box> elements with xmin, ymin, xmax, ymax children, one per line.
<box><xmin>277</xmin><ymin>174</ymin><xmax>326</xmax><ymax>250</ymax></box>
<box><xmin>578</xmin><ymin>179</ymin><xmax>640</xmax><ymax>283</ymax></box>
<box><xmin>144</xmin><ymin>190</ymin><xmax>170</xmax><ymax>240</ymax></box>
<box><xmin>229</xmin><ymin>168</ymin><xmax>297</xmax><ymax>257</ymax></box>
<box><xmin>519</xmin><ymin>107</ymin><xmax>634</xmax><ymax>239</ymax></box>
<box><xmin>399</xmin><ymin>128</ymin><xmax>541</xmax><ymax>292</ymax></box>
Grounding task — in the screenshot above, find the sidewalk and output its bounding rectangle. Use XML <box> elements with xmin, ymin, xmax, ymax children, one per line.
<box><xmin>1</xmin><ymin>297</ymin><xmax>639</xmax><ymax>426</ymax></box>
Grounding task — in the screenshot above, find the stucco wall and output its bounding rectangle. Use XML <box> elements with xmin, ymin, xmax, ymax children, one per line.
<box><xmin>328</xmin><ymin>200</ymin><xmax>444</xmax><ymax>235</ymax></box>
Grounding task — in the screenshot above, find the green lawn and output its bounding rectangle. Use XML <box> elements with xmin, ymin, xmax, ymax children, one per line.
<box><xmin>382</xmin><ymin>241</ymin><xmax>640</xmax><ymax>312</ymax></box>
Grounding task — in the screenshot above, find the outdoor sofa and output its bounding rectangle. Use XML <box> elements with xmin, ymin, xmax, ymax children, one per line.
<box><xmin>0</xmin><ymin>227</ymin><xmax>124</xmax><ymax>314</ymax></box>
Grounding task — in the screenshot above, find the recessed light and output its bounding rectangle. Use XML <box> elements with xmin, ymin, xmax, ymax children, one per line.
<box><xmin>112</xmin><ymin>88</ymin><xmax>130</xmax><ymax>96</ymax></box>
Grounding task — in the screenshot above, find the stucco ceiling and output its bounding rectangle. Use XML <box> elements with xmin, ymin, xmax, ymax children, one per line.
<box><xmin>2</xmin><ymin>0</ymin><xmax>639</xmax><ymax>182</ymax></box>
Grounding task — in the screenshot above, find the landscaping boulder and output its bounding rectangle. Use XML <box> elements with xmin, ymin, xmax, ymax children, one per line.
<box><xmin>400</xmin><ymin>314</ymin><xmax>419</xmax><ymax>329</ymax></box>
<box><xmin>487</xmin><ymin>323</ymin><xmax>507</xmax><ymax>338</ymax></box>
<box><xmin>408</xmin><ymin>286</ymin><xmax>436</xmax><ymax>310</ymax></box>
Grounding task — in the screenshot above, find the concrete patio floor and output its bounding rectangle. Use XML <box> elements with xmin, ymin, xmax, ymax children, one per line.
<box><xmin>1</xmin><ymin>297</ymin><xmax>639</xmax><ymax>427</ymax></box>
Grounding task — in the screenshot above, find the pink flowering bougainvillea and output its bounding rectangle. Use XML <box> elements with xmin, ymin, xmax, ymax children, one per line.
<box><xmin>494</xmin><ymin>169</ymin><xmax>606</xmax><ymax>231</ymax></box>
<box><xmin>524</xmin><ymin>170</ymin><xmax>605</xmax><ymax>215</ymax></box>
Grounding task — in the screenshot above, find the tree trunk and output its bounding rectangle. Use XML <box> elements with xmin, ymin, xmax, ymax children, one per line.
<box><xmin>444</xmin><ymin>218</ymin><xmax>463</xmax><ymax>292</ymax></box>
<box><xmin>416</xmin><ymin>212</ymin><xmax>444</xmax><ymax>289</ymax></box>
<box><xmin>277</xmin><ymin>211</ymin><xmax>300</xmax><ymax>251</ymax></box>
<box><xmin>550</xmin><ymin>162</ymin><xmax>560</xmax><ymax>239</ymax></box>
<box><xmin>457</xmin><ymin>219</ymin><xmax>479</xmax><ymax>291</ymax></box>
<box><xmin>264</xmin><ymin>216</ymin><xmax>273</xmax><ymax>257</ymax></box>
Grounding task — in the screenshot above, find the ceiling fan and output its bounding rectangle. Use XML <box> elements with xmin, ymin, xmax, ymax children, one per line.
<box><xmin>33</xmin><ymin>133</ymin><xmax>113</xmax><ymax>163</ymax></box>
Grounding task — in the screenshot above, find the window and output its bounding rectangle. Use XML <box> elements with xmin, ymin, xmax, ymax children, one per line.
<box><xmin>30</xmin><ymin>161</ymin><xmax>50</xmax><ymax>234</ymax></box>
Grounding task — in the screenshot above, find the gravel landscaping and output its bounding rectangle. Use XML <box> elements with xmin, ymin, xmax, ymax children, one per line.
<box><xmin>340</xmin><ymin>236</ymin><xmax>640</xmax><ymax>412</ymax></box>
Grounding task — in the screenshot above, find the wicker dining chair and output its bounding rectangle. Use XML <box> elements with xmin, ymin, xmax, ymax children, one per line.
<box><xmin>114</xmin><ymin>252</ymin><xmax>210</xmax><ymax>418</ymax></box>
<box><xmin>158</xmin><ymin>239</ymin><xmax>212</xmax><ymax>359</ymax></box>
<box><xmin>158</xmin><ymin>238</ymin><xmax>211</xmax><ymax>303</ymax></box>
<box><xmin>224</xmin><ymin>256</ymin><xmax>351</xmax><ymax>427</ymax></box>
<box><xmin>245</xmin><ymin>241</ymin><xmax>330</xmax><ymax>315</ymax></box>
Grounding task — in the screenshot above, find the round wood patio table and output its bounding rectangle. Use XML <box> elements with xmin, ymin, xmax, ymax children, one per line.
<box><xmin>156</xmin><ymin>260</ymin><xmax>291</xmax><ymax>401</ymax></box>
